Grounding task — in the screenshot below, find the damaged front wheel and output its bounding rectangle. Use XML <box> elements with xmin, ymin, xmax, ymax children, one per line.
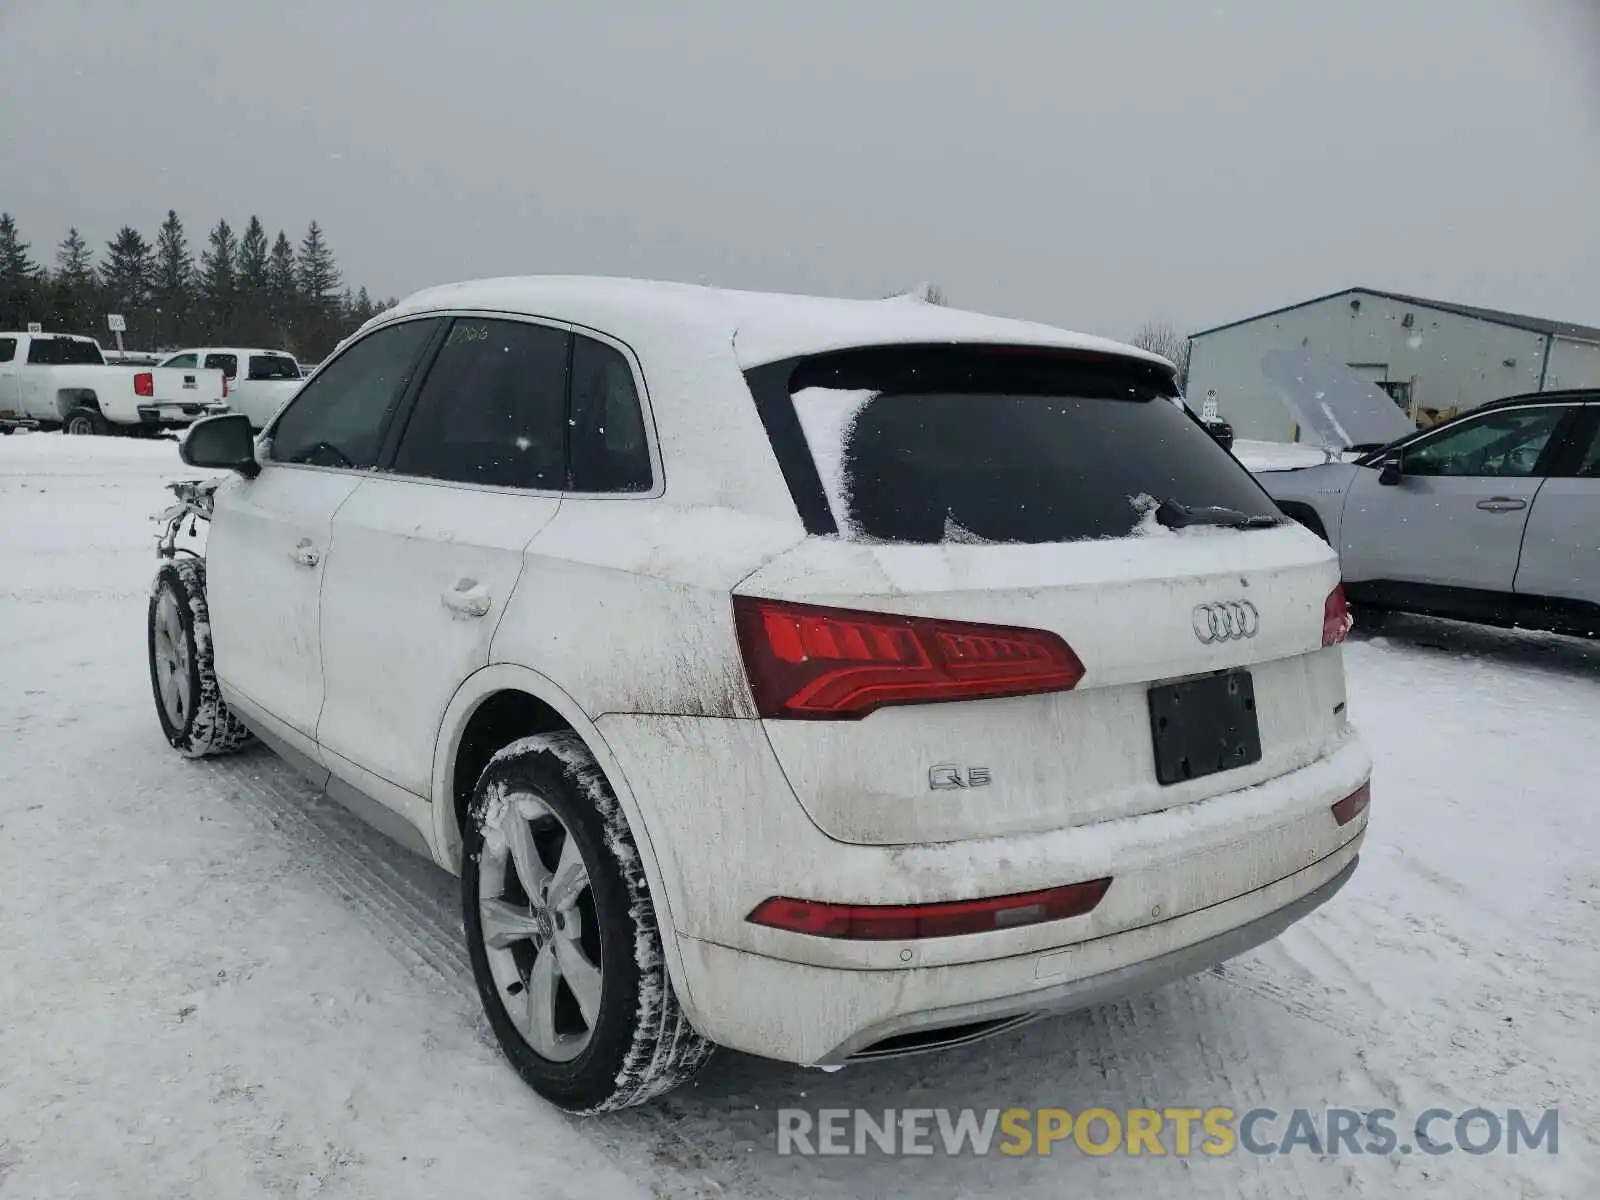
<box><xmin>147</xmin><ymin>559</ymin><xmax>255</xmax><ymax>757</ymax></box>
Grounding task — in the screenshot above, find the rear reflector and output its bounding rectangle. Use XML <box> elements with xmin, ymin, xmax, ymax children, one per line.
<box><xmin>747</xmin><ymin>878</ymin><xmax>1113</xmax><ymax>940</ymax></box>
<box><xmin>732</xmin><ymin>596</ymin><xmax>1085</xmax><ymax>720</ymax></box>
<box><xmin>1331</xmin><ymin>781</ymin><xmax>1371</xmax><ymax>826</ymax></box>
<box><xmin>133</xmin><ymin>371</ymin><xmax>154</xmax><ymax>398</ymax></box>
<box><xmin>1323</xmin><ymin>584</ymin><xmax>1352</xmax><ymax>646</ymax></box>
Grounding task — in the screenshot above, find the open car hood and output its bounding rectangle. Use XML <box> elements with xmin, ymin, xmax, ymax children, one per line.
<box><xmin>1255</xmin><ymin>349</ymin><xmax>1416</xmax><ymax>451</ymax></box>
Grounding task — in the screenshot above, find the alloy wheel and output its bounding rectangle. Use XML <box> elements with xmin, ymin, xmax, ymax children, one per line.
<box><xmin>152</xmin><ymin>588</ymin><xmax>191</xmax><ymax>727</ymax></box>
<box><xmin>477</xmin><ymin>792</ymin><xmax>604</xmax><ymax>1062</ymax></box>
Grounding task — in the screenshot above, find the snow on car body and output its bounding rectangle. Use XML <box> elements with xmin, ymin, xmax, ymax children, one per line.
<box><xmin>153</xmin><ymin>276</ymin><xmax>1371</xmax><ymax>1110</ymax></box>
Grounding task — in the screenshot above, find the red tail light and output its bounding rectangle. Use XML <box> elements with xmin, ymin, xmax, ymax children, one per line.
<box><xmin>732</xmin><ymin>596</ymin><xmax>1085</xmax><ymax>720</ymax></box>
<box><xmin>133</xmin><ymin>371</ymin><xmax>154</xmax><ymax>398</ymax></box>
<box><xmin>222</xmin><ymin>374</ymin><xmax>229</xmax><ymax>398</ymax></box>
<box><xmin>1323</xmin><ymin>584</ymin><xmax>1352</xmax><ymax>646</ymax></box>
<box><xmin>747</xmin><ymin>878</ymin><xmax>1113</xmax><ymax>940</ymax></box>
<box><xmin>1332</xmin><ymin>780</ymin><xmax>1370</xmax><ymax>826</ymax></box>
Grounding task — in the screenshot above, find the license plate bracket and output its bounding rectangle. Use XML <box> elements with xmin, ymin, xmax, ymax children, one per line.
<box><xmin>1147</xmin><ymin>670</ymin><xmax>1262</xmax><ymax>786</ymax></box>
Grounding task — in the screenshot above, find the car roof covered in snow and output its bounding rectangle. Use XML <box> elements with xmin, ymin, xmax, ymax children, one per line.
<box><xmin>374</xmin><ymin>275</ymin><xmax>1170</xmax><ymax>372</ymax></box>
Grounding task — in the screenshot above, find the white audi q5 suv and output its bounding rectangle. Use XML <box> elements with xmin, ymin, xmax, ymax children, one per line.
<box><xmin>150</xmin><ymin>276</ymin><xmax>1370</xmax><ymax>1112</ymax></box>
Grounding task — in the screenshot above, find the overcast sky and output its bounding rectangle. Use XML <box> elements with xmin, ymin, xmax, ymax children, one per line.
<box><xmin>2</xmin><ymin>0</ymin><xmax>1596</xmax><ymax>341</ymax></box>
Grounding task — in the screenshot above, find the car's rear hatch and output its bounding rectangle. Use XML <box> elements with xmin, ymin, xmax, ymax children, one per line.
<box><xmin>735</xmin><ymin>344</ymin><xmax>1350</xmax><ymax>846</ymax></box>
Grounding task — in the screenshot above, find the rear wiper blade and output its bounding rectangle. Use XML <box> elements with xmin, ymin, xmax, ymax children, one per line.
<box><xmin>1155</xmin><ymin>499</ymin><xmax>1282</xmax><ymax>531</ymax></box>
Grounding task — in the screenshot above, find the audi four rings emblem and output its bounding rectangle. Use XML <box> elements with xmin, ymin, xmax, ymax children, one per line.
<box><xmin>1193</xmin><ymin>600</ymin><xmax>1259</xmax><ymax>643</ymax></box>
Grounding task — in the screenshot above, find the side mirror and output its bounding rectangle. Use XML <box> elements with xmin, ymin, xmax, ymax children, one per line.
<box><xmin>181</xmin><ymin>413</ymin><xmax>259</xmax><ymax>478</ymax></box>
<box><xmin>1377</xmin><ymin>455</ymin><xmax>1403</xmax><ymax>487</ymax></box>
<box><xmin>1204</xmin><ymin>419</ymin><xmax>1235</xmax><ymax>453</ymax></box>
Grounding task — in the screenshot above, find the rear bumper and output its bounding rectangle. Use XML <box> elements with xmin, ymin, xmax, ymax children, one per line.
<box><xmin>678</xmin><ymin>834</ymin><xmax>1362</xmax><ymax>1064</ymax></box>
<box><xmin>597</xmin><ymin>711</ymin><xmax>1370</xmax><ymax>1062</ymax></box>
<box><xmin>137</xmin><ymin>402</ymin><xmax>227</xmax><ymax>428</ymax></box>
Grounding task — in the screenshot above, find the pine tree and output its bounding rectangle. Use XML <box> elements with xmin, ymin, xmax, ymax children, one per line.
<box><xmin>102</xmin><ymin>226</ymin><xmax>156</xmax><ymax>347</ymax></box>
<box><xmin>154</xmin><ymin>211</ymin><xmax>195</xmax><ymax>347</ymax></box>
<box><xmin>266</xmin><ymin>230</ymin><xmax>297</xmax><ymax>346</ymax></box>
<box><xmin>353</xmin><ymin>286</ymin><xmax>375</xmax><ymax>324</ymax></box>
<box><xmin>297</xmin><ymin>221</ymin><xmax>340</xmax><ymax>309</ymax></box>
<box><xmin>55</xmin><ymin>228</ymin><xmax>96</xmax><ymax>286</ymax></box>
<box><xmin>0</xmin><ymin>213</ymin><xmax>41</xmax><ymax>329</ymax></box>
<box><xmin>199</xmin><ymin>219</ymin><xmax>239</xmax><ymax>339</ymax></box>
<box><xmin>103</xmin><ymin>227</ymin><xmax>155</xmax><ymax>311</ymax></box>
<box><xmin>296</xmin><ymin>221</ymin><xmax>344</xmax><ymax>357</ymax></box>
<box><xmin>236</xmin><ymin>216</ymin><xmax>271</xmax><ymax>344</ymax></box>
<box><xmin>51</xmin><ymin>228</ymin><xmax>99</xmax><ymax>336</ymax></box>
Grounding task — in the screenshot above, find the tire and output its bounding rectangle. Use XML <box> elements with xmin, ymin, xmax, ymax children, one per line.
<box><xmin>64</xmin><ymin>405</ymin><xmax>111</xmax><ymax>436</ymax></box>
<box><xmin>147</xmin><ymin>559</ymin><xmax>255</xmax><ymax>757</ymax></box>
<box><xmin>462</xmin><ymin>733</ymin><xmax>713</xmax><ymax>1112</ymax></box>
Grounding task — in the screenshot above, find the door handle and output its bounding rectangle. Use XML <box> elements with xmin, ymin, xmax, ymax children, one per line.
<box><xmin>1476</xmin><ymin>497</ymin><xmax>1527</xmax><ymax>513</ymax></box>
<box><xmin>442</xmin><ymin>579</ymin><xmax>492</xmax><ymax>618</ymax></box>
<box><xmin>290</xmin><ymin>539</ymin><xmax>320</xmax><ymax>567</ymax></box>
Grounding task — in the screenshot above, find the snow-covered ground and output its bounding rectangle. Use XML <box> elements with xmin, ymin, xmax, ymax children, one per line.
<box><xmin>2</xmin><ymin>433</ymin><xmax>1596</xmax><ymax>1199</ymax></box>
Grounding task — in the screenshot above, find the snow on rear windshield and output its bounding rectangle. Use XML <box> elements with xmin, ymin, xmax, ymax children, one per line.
<box><xmin>791</xmin><ymin>387</ymin><xmax>874</xmax><ymax>537</ymax></box>
<box><xmin>784</xmin><ymin>361</ymin><xmax>1281</xmax><ymax>545</ymax></box>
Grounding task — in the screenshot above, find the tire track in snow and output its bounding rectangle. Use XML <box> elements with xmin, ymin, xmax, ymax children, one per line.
<box><xmin>197</xmin><ymin>748</ymin><xmax>785</xmax><ymax>1200</ymax></box>
<box><xmin>203</xmin><ymin>751</ymin><xmax>472</xmax><ymax>989</ymax></box>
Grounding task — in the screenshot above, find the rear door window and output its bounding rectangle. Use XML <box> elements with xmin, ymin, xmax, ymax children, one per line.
<box><xmin>1555</xmin><ymin>408</ymin><xmax>1600</xmax><ymax>478</ymax></box>
<box><xmin>567</xmin><ymin>334</ymin><xmax>652</xmax><ymax>492</ymax></box>
<box><xmin>752</xmin><ymin>345</ymin><xmax>1282</xmax><ymax>544</ymax></box>
<box><xmin>0</xmin><ymin>338</ymin><xmax>15</xmax><ymax>363</ymax></box>
<box><xmin>203</xmin><ymin>353</ymin><xmax>239</xmax><ymax>378</ymax></box>
<box><xmin>390</xmin><ymin>317</ymin><xmax>569</xmax><ymax>490</ymax></box>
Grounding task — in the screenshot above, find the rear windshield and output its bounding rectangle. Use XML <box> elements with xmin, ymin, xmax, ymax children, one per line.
<box><xmin>748</xmin><ymin>345</ymin><xmax>1282</xmax><ymax>544</ymax></box>
<box><xmin>27</xmin><ymin>337</ymin><xmax>103</xmax><ymax>366</ymax></box>
<box><xmin>249</xmin><ymin>354</ymin><xmax>301</xmax><ymax>381</ymax></box>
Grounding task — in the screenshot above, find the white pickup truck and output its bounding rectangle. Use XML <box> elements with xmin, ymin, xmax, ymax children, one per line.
<box><xmin>0</xmin><ymin>331</ymin><xmax>229</xmax><ymax>435</ymax></box>
<box><xmin>156</xmin><ymin>346</ymin><xmax>304</xmax><ymax>431</ymax></box>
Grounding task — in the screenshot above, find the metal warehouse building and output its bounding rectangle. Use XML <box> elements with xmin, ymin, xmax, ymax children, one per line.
<box><xmin>1186</xmin><ymin>287</ymin><xmax>1600</xmax><ymax>442</ymax></box>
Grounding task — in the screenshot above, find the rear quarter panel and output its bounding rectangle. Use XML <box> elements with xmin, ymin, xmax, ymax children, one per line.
<box><xmin>489</xmin><ymin>499</ymin><xmax>801</xmax><ymax>718</ymax></box>
<box><xmin>23</xmin><ymin>366</ymin><xmax>133</xmax><ymax>421</ymax></box>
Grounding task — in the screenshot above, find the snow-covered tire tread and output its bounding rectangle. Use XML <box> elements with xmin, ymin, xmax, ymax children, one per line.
<box><xmin>467</xmin><ymin>732</ymin><xmax>713</xmax><ymax>1113</ymax></box>
<box><xmin>148</xmin><ymin>558</ymin><xmax>255</xmax><ymax>758</ymax></box>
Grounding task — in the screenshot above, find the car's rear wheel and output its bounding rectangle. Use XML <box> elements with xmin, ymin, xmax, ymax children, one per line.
<box><xmin>148</xmin><ymin>559</ymin><xmax>255</xmax><ymax>757</ymax></box>
<box><xmin>64</xmin><ymin>406</ymin><xmax>111</xmax><ymax>436</ymax></box>
<box><xmin>462</xmin><ymin>734</ymin><xmax>712</xmax><ymax>1112</ymax></box>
